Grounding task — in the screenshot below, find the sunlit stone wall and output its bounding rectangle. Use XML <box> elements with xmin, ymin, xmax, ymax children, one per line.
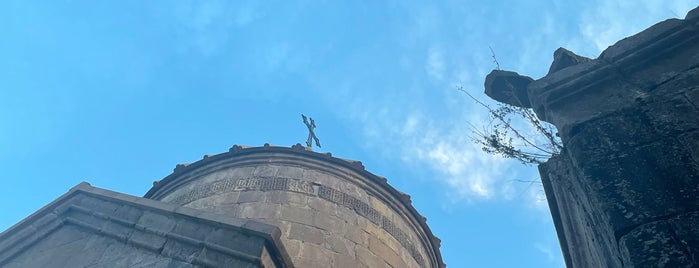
<box><xmin>145</xmin><ymin>145</ymin><xmax>444</xmax><ymax>268</ymax></box>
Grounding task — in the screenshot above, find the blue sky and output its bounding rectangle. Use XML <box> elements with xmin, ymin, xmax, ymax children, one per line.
<box><xmin>1</xmin><ymin>1</ymin><xmax>696</xmax><ymax>267</ymax></box>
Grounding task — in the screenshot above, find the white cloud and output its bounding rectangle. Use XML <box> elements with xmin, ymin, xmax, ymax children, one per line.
<box><xmin>168</xmin><ymin>0</ymin><xmax>263</xmax><ymax>57</ymax></box>
<box><xmin>534</xmin><ymin>242</ymin><xmax>555</xmax><ymax>262</ymax></box>
<box><xmin>353</xmin><ymin>101</ymin><xmax>525</xmax><ymax>202</ymax></box>
<box><xmin>426</xmin><ymin>48</ymin><xmax>445</xmax><ymax>81</ymax></box>
<box><xmin>577</xmin><ymin>0</ymin><xmax>696</xmax><ymax>54</ymax></box>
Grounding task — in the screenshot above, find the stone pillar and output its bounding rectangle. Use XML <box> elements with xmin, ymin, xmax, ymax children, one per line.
<box><xmin>485</xmin><ymin>6</ymin><xmax>699</xmax><ymax>267</ymax></box>
<box><xmin>145</xmin><ymin>144</ymin><xmax>444</xmax><ymax>268</ymax></box>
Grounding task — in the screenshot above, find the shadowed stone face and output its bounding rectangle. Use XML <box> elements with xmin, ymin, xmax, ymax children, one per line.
<box><xmin>484</xmin><ymin>70</ymin><xmax>534</xmax><ymax>108</ymax></box>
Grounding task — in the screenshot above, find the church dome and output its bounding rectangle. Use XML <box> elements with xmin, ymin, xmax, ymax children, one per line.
<box><xmin>145</xmin><ymin>144</ymin><xmax>444</xmax><ymax>268</ymax></box>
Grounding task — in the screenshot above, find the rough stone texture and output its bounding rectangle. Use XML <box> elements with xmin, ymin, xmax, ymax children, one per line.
<box><xmin>484</xmin><ymin>70</ymin><xmax>534</xmax><ymax>107</ymax></box>
<box><xmin>547</xmin><ymin>47</ymin><xmax>592</xmax><ymax>75</ymax></box>
<box><xmin>0</xmin><ymin>182</ymin><xmax>293</xmax><ymax>268</ymax></box>
<box><xmin>146</xmin><ymin>145</ymin><xmax>445</xmax><ymax>268</ymax></box>
<box><xmin>487</xmin><ymin>6</ymin><xmax>699</xmax><ymax>268</ymax></box>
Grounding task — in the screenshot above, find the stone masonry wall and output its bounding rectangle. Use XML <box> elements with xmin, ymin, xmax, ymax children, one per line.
<box><xmin>159</xmin><ymin>164</ymin><xmax>425</xmax><ymax>268</ymax></box>
<box><xmin>145</xmin><ymin>146</ymin><xmax>444</xmax><ymax>268</ymax></box>
<box><xmin>485</xmin><ymin>6</ymin><xmax>699</xmax><ymax>267</ymax></box>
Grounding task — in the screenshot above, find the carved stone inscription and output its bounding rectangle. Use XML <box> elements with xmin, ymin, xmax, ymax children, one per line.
<box><xmin>166</xmin><ymin>176</ymin><xmax>426</xmax><ymax>267</ymax></box>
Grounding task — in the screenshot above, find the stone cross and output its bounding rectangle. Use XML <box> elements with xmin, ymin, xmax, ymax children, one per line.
<box><xmin>301</xmin><ymin>114</ymin><xmax>321</xmax><ymax>148</ymax></box>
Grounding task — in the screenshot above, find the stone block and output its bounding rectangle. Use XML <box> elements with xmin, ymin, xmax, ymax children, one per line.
<box><xmin>355</xmin><ymin>245</ymin><xmax>385</xmax><ymax>268</ymax></box>
<box><xmin>308</xmin><ymin>196</ymin><xmax>335</xmax><ymax>213</ymax></box>
<box><xmin>363</xmin><ymin>220</ymin><xmax>382</xmax><ymax>238</ymax></box>
<box><xmin>129</xmin><ymin>229</ymin><xmax>168</xmax><ymax>251</ymax></box>
<box><xmin>239</xmin><ymin>203</ymin><xmax>281</xmax><ymax>219</ymax></box>
<box><xmin>668</xmin><ymin>211</ymin><xmax>699</xmax><ymax>262</ymax></box>
<box><xmin>313</xmin><ymin>213</ymin><xmax>343</xmax><ymax>234</ymax></box>
<box><xmin>288</xmin><ymin>223</ymin><xmax>325</xmax><ymax>245</ymax></box>
<box><xmin>600</xmin><ymin>18</ymin><xmax>685</xmax><ymax>62</ymax></box>
<box><xmin>369</xmin><ymin>236</ymin><xmax>402</xmax><ymax>268</ymax></box>
<box><xmin>136</xmin><ymin>211</ymin><xmax>177</xmax><ymax>234</ymax></box>
<box><xmin>266</xmin><ymin>191</ymin><xmax>307</xmax><ymax>205</ymax></box>
<box><xmin>303</xmin><ymin>169</ymin><xmax>339</xmax><ymax>188</ymax></box>
<box><xmin>295</xmin><ymin>242</ymin><xmax>331</xmax><ymax>268</ymax></box>
<box><xmin>161</xmin><ymin>239</ymin><xmax>201</xmax><ymax>263</ymax></box>
<box><xmin>253</xmin><ymin>165</ymin><xmax>278</xmax><ymax>177</ymax></box>
<box><xmin>570</xmin><ymin>140</ymin><xmax>699</xmax><ymax>231</ymax></box>
<box><xmin>619</xmin><ymin>220</ymin><xmax>694</xmax><ymax>267</ymax></box>
<box><xmin>280</xmin><ymin>205</ymin><xmax>314</xmax><ymax>225</ymax></box>
<box><xmin>238</xmin><ymin>191</ymin><xmax>265</xmax><ymax>203</ymax></box>
<box><xmin>612</xmin><ymin>26</ymin><xmax>699</xmax><ymax>89</ymax></box>
<box><xmin>399</xmin><ymin>247</ymin><xmax>422</xmax><ymax>268</ymax></box>
<box><xmin>332</xmin><ymin>252</ymin><xmax>363</xmax><ymax>268</ymax></box>
<box><xmin>209</xmin><ymin>203</ymin><xmax>242</xmax><ymax>217</ymax></box>
<box><xmin>101</xmin><ymin>221</ymin><xmax>133</xmax><ymax>241</ymax></box>
<box><xmin>564</xmin><ymin>108</ymin><xmax>657</xmax><ymax>152</ymax></box>
<box><xmin>205</xmin><ymin>191</ymin><xmax>241</xmax><ymax>206</ymax></box>
<box><xmin>282</xmin><ymin>238</ymin><xmax>302</xmax><ymax>258</ymax></box>
<box><xmin>652</xmin><ymin>68</ymin><xmax>699</xmax><ymax>98</ymax></box>
<box><xmin>380</xmin><ymin>232</ymin><xmax>403</xmax><ymax>257</ymax></box>
<box><xmin>65</xmin><ymin>209</ymin><xmax>105</xmax><ymax>230</ymax></box>
<box><xmin>225</xmin><ymin>165</ymin><xmax>256</xmax><ymax>179</ymax></box>
<box><xmin>324</xmin><ymin>236</ymin><xmax>354</xmax><ymax>256</ymax></box>
<box><xmin>276</xmin><ymin>166</ymin><xmax>304</xmax><ymax>179</ymax></box>
<box><xmin>61</xmin><ymin>234</ymin><xmax>110</xmax><ymax>265</ymax></box>
<box><xmin>112</xmin><ymin>204</ymin><xmax>144</xmax><ymax>224</ymax></box>
<box><xmin>678</xmin><ymin>130</ymin><xmax>699</xmax><ymax>167</ymax></box>
<box><xmin>641</xmin><ymin>92</ymin><xmax>699</xmax><ymax>135</ymax></box>
<box><xmin>206</xmin><ymin>227</ymin><xmax>265</xmax><ymax>257</ymax></box>
<box><xmin>172</xmin><ymin>218</ymin><xmax>213</xmax><ymax>242</ymax></box>
<box><xmin>685</xmin><ymin>85</ymin><xmax>699</xmax><ymax>106</ymax></box>
<box><xmin>334</xmin><ymin>206</ymin><xmax>359</xmax><ymax>226</ymax></box>
<box><xmin>74</xmin><ymin>195</ymin><xmax>122</xmax><ymax>214</ymax></box>
<box><xmin>345</xmin><ymin>219</ymin><xmax>369</xmax><ymax>245</ymax></box>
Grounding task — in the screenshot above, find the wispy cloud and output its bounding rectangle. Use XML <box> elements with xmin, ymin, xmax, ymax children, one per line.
<box><xmin>168</xmin><ymin>0</ymin><xmax>262</xmax><ymax>57</ymax></box>
<box><xmin>350</xmin><ymin>98</ymin><xmax>534</xmax><ymax>203</ymax></box>
<box><xmin>534</xmin><ymin>242</ymin><xmax>555</xmax><ymax>262</ymax></box>
<box><xmin>577</xmin><ymin>0</ymin><xmax>696</xmax><ymax>54</ymax></box>
<box><xmin>426</xmin><ymin>48</ymin><xmax>445</xmax><ymax>81</ymax></box>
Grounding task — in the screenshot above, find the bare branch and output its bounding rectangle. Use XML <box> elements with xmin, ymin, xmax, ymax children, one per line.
<box><xmin>489</xmin><ymin>46</ymin><xmax>500</xmax><ymax>70</ymax></box>
<box><xmin>458</xmin><ymin>86</ymin><xmax>562</xmax><ymax>165</ymax></box>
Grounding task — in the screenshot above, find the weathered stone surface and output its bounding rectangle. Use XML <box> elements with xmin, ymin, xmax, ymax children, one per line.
<box><xmin>619</xmin><ymin>220</ymin><xmax>694</xmax><ymax>267</ymax></box>
<box><xmin>541</xmin><ymin>153</ymin><xmax>626</xmax><ymax>268</ymax></box>
<box><xmin>547</xmin><ymin>47</ymin><xmax>592</xmax><ymax>75</ymax></box>
<box><xmin>288</xmin><ymin>223</ymin><xmax>325</xmax><ymax>245</ymax></box>
<box><xmin>488</xmin><ymin>5</ymin><xmax>699</xmax><ymax>268</ymax></box>
<box><xmin>0</xmin><ymin>183</ymin><xmax>293</xmax><ymax>268</ymax></box>
<box><xmin>600</xmin><ymin>18</ymin><xmax>685</xmax><ymax>62</ymax></box>
<box><xmin>484</xmin><ymin>70</ymin><xmax>534</xmax><ymax>107</ymax></box>
<box><xmin>146</xmin><ymin>146</ymin><xmax>444</xmax><ymax>267</ymax></box>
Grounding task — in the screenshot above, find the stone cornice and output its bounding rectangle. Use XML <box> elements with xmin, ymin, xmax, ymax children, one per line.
<box><xmin>527</xmin><ymin>8</ymin><xmax>699</xmax><ymax>133</ymax></box>
<box><xmin>484</xmin><ymin>6</ymin><xmax>699</xmax><ymax>139</ymax></box>
<box><xmin>0</xmin><ymin>182</ymin><xmax>294</xmax><ymax>268</ymax></box>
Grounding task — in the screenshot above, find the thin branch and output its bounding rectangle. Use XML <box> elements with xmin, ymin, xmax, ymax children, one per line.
<box><xmin>489</xmin><ymin>46</ymin><xmax>500</xmax><ymax>70</ymax></box>
<box><xmin>457</xmin><ymin>86</ymin><xmax>558</xmax><ymax>155</ymax></box>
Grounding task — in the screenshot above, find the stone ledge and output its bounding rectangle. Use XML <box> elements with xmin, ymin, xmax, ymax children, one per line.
<box><xmin>0</xmin><ymin>182</ymin><xmax>294</xmax><ymax>268</ymax></box>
